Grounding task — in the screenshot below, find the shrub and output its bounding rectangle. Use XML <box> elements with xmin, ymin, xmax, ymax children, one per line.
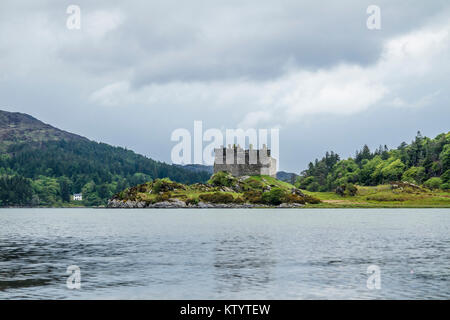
<box><xmin>208</xmin><ymin>172</ymin><xmax>235</xmax><ymax>187</ymax></box>
<box><xmin>303</xmin><ymin>194</ymin><xmax>321</xmax><ymax>204</ymax></box>
<box><xmin>306</xmin><ymin>182</ymin><xmax>320</xmax><ymax>192</ymax></box>
<box><xmin>243</xmin><ymin>190</ymin><xmax>264</xmax><ymax>203</ymax></box>
<box><xmin>284</xmin><ymin>193</ymin><xmax>305</xmax><ymax>204</ymax></box>
<box><xmin>199</xmin><ymin>192</ymin><xmax>234</xmax><ymax>203</ymax></box>
<box><xmin>261</xmin><ymin>188</ymin><xmax>285</xmax><ymax>205</ymax></box>
<box><xmin>423</xmin><ymin>177</ymin><xmax>442</xmax><ymax>190</ymax></box>
<box><xmin>155</xmin><ymin>192</ymin><xmax>171</xmax><ymax>202</ymax></box>
<box><xmin>151</xmin><ymin>178</ymin><xmax>185</xmax><ymax>194</ymax></box>
<box><xmin>185</xmin><ymin>197</ymin><xmax>199</xmax><ymax>205</ymax></box>
<box><xmin>233</xmin><ymin>196</ymin><xmax>245</xmax><ymax>204</ymax></box>
<box><xmin>296</xmin><ymin>176</ymin><xmax>315</xmax><ymax>189</ymax></box>
<box><xmin>335</xmin><ymin>183</ymin><xmax>357</xmax><ymax>196</ymax></box>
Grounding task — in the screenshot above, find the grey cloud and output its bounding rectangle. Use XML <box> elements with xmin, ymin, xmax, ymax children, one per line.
<box><xmin>0</xmin><ymin>0</ymin><xmax>449</xmax><ymax>172</ymax></box>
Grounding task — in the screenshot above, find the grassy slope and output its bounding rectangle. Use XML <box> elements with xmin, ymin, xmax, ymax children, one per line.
<box><xmin>303</xmin><ymin>185</ymin><xmax>450</xmax><ymax>208</ymax></box>
<box><xmin>113</xmin><ymin>174</ymin><xmax>316</xmax><ymax>205</ymax></box>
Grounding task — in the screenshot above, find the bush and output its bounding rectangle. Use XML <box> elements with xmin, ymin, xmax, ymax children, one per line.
<box><xmin>152</xmin><ymin>178</ymin><xmax>185</xmax><ymax>194</ymax></box>
<box><xmin>243</xmin><ymin>190</ymin><xmax>264</xmax><ymax>203</ymax></box>
<box><xmin>185</xmin><ymin>197</ymin><xmax>199</xmax><ymax>205</ymax></box>
<box><xmin>306</xmin><ymin>182</ymin><xmax>320</xmax><ymax>192</ymax></box>
<box><xmin>284</xmin><ymin>193</ymin><xmax>305</xmax><ymax>204</ymax></box>
<box><xmin>233</xmin><ymin>196</ymin><xmax>245</xmax><ymax>204</ymax></box>
<box><xmin>261</xmin><ymin>188</ymin><xmax>285</xmax><ymax>205</ymax></box>
<box><xmin>303</xmin><ymin>194</ymin><xmax>321</xmax><ymax>204</ymax></box>
<box><xmin>423</xmin><ymin>177</ymin><xmax>442</xmax><ymax>190</ymax></box>
<box><xmin>155</xmin><ymin>192</ymin><xmax>171</xmax><ymax>202</ymax></box>
<box><xmin>199</xmin><ymin>192</ymin><xmax>234</xmax><ymax>203</ymax></box>
<box><xmin>335</xmin><ymin>183</ymin><xmax>357</xmax><ymax>196</ymax></box>
<box><xmin>296</xmin><ymin>176</ymin><xmax>315</xmax><ymax>189</ymax></box>
<box><xmin>208</xmin><ymin>172</ymin><xmax>235</xmax><ymax>187</ymax></box>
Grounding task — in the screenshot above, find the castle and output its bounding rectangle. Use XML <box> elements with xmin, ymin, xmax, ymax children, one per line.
<box><xmin>213</xmin><ymin>144</ymin><xmax>277</xmax><ymax>177</ymax></box>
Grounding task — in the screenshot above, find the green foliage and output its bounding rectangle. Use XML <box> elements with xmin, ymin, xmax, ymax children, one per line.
<box><xmin>381</xmin><ymin>158</ymin><xmax>405</xmax><ymax>181</ymax></box>
<box><xmin>243</xmin><ymin>190</ymin><xmax>264</xmax><ymax>203</ymax></box>
<box><xmin>284</xmin><ymin>193</ymin><xmax>305</xmax><ymax>204</ymax></box>
<box><xmin>155</xmin><ymin>192</ymin><xmax>171</xmax><ymax>202</ymax></box>
<box><xmin>296</xmin><ymin>131</ymin><xmax>449</xmax><ymax>192</ymax></box>
<box><xmin>185</xmin><ymin>197</ymin><xmax>199</xmax><ymax>205</ymax></box>
<box><xmin>335</xmin><ymin>183</ymin><xmax>357</xmax><ymax>197</ymax></box>
<box><xmin>0</xmin><ymin>139</ymin><xmax>208</xmax><ymax>206</ymax></box>
<box><xmin>440</xmin><ymin>144</ymin><xmax>450</xmax><ymax>172</ymax></box>
<box><xmin>306</xmin><ymin>181</ymin><xmax>320</xmax><ymax>192</ymax></box>
<box><xmin>303</xmin><ymin>194</ymin><xmax>321</xmax><ymax>204</ymax></box>
<box><xmin>423</xmin><ymin>177</ymin><xmax>442</xmax><ymax>190</ymax></box>
<box><xmin>261</xmin><ymin>188</ymin><xmax>285</xmax><ymax>205</ymax></box>
<box><xmin>208</xmin><ymin>171</ymin><xmax>236</xmax><ymax>187</ymax></box>
<box><xmin>402</xmin><ymin>166</ymin><xmax>426</xmax><ymax>184</ymax></box>
<box><xmin>0</xmin><ymin>175</ymin><xmax>33</xmax><ymax>206</ymax></box>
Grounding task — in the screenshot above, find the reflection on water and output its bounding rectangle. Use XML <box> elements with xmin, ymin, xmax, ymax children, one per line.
<box><xmin>214</xmin><ymin>235</ymin><xmax>274</xmax><ymax>293</ymax></box>
<box><xmin>0</xmin><ymin>208</ymin><xmax>449</xmax><ymax>299</ymax></box>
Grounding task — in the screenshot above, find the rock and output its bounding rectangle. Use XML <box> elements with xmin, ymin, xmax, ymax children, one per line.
<box><xmin>291</xmin><ymin>188</ymin><xmax>306</xmax><ymax>197</ymax></box>
<box><xmin>231</xmin><ymin>183</ymin><xmax>243</xmax><ymax>192</ymax></box>
<box><xmin>107</xmin><ymin>197</ymin><xmax>305</xmax><ymax>209</ymax></box>
<box><xmin>278</xmin><ymin>203</ymin><xmax>304</xmax><ymax>208</ymax></box>
<box><xmin>197</xmin><ymin>201</ymin><xmax>214</xmax><ymax>208</ymax></box>
<box><xmin>238</xmin><ymin>175</ymin><xmax>250</xmax><ymax>182</ymax></box>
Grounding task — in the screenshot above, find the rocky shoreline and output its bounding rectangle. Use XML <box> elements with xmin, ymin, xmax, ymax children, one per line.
<box><xmin>107</xmin><ymin>198</ymin><xmax>305</xmax><ymax>209</ymax></box>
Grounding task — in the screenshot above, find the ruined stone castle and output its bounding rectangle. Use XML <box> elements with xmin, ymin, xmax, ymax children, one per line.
<box><xmin>213</xmin><ymin>144</ymin><xmax>277</xmax><ymax>177</ymax></box>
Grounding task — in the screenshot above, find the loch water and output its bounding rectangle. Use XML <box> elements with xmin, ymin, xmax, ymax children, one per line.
<box><xmin>0</xmin><ymin>208</ymin><xmax>449</xmax><ymax>299</ymax></box>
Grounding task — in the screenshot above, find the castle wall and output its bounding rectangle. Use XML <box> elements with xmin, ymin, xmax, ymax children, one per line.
<box><xmin>213</xmin><ymin>146</ymin><xmax>277</xmax><ymax>177</ymax></box>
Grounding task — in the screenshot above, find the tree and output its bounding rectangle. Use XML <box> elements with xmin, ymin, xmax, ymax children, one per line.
<box><xmin>424</xmin><ymin>177</ymin><xmax>442</xmax><ymax>190</ymax></box>
<box><xmin>402</xmin><ymin>166</ymin><xmax>425</xmax><ymax>184</ymax></box>
<box><xmin>0</xmin><ymin>175</ymin><xmax>33</xmax><ymax>206</ymax></box>
<box><xmin>381</xmin><ymin>159</ymin><xmax>405</xmax><ymax>182</ymax></box>
<box><xmin>440</xmin><ymin>144</ymin><xmax>450</xmax><ymax>172</ymax></box>
<box><xmin>58</xmin><ymin>176</ymin><xmax>71</xmax><ymax>202</ymax></box>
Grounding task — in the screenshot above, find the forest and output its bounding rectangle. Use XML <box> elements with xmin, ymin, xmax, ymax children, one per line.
<box><xmin>295</xmin><ymin>131</ymin><xmax>450</xmax><ymax>192</ymax></box>
<box><xmin>0</xmin><ymin>139</ymin><xmax>209</xmax><ymax>206</ymax></box>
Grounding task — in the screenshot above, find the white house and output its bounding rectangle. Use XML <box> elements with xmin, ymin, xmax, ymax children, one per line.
<box><xmin>73</xmin><ymin>193</ymin><xmax>83</xmax><ymax>201</ymax></box>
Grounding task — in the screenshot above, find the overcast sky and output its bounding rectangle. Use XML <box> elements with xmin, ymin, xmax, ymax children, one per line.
<box><xmin>0</xmin><ymin>0</ymin><xmax>449</xmax><ymax>172</ymax></box>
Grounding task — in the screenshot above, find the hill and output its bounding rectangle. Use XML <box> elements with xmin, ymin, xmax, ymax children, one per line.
<box><xmin>0</xmin><ymin>110</ymin><xmax>210</xmax><ymax>206</ymax></box>
<box><xmin>0</xmin><ymin>110</ymin><xmax>86</xmax><ymax>152</ymax></box>
<box><xmin>108</xmin><ymin>171</ymin><xmax>321</xmax><ymax>208</ymax></box>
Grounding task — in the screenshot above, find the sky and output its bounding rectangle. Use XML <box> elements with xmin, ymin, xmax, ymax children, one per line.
<box><xmin>0</xmin><ymin>0</ymin><xmax>449</xmax><ymax>172</ymax></box>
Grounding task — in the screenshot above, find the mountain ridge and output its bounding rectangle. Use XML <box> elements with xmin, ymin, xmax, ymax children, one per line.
<box><xmin>0</xmin><ymin>110</ymin><xmax>87</xmax><ymax>152</ymax></box>
<box><xmin>0</xmin><ymin>109</ymin><xmax>210</xmax><ymax>206</ymax></box>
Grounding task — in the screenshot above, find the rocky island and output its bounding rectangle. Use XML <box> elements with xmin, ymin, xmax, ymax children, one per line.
<box><xmin>107</xmin><ymin>171</ymin><xmax>321</xmax><ymax>208</ymax></box>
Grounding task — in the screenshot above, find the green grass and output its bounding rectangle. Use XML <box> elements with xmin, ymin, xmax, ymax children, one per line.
<box><xmin>302</xmin><ymin>184</ymin><xmax>450</xmax><ymax>208</ymax></box>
